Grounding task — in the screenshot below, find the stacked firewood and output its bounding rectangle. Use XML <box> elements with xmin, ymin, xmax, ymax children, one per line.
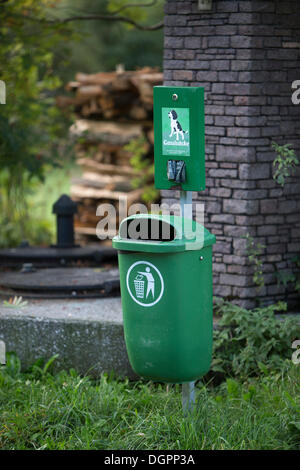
<box><xmin>57</xmin><ymin>67</ymin><xmax>162</xmax><ymax>242</ymax></box>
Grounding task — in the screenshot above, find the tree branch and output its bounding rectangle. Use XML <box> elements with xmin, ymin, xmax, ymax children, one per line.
<box><xmin>56</xmin><ymin>13</ymin><xmax>163</xmax><ymax>31</ymax></box>
<box><xmin>109</xmin><ymin>1</ymin><xmax>158</xmax><ymax>16</ymax></box>
<box><xmin>9</xmin><ymin>10</ymin><xmax>164</xmax><ymax>31</ymax></box>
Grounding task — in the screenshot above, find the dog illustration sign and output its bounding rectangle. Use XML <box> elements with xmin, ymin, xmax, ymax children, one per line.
<box><xmin>126</xmin><ymin>261</ymin><xmax>164</xmax><ymax>307</ymax></box>
<box><xmin>162</xmin><ymin>108</ymin><xmax>190</xmax><ymax>157</ymax></box>
<box><xmin>153</xmin><ymin>86</ymin><xmax>205</xmax><ymax>192</ymax></box>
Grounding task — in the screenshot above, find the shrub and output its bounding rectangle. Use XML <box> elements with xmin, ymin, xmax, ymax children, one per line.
<box><xmin>211</xmin><ymin>299</ymin><xmax>300</xmax><ymax>381</ymax></box>
<box><xmin>272</xmin><ymin>142</ymin><xmax>299</xmax><ymax>186</ymax></box>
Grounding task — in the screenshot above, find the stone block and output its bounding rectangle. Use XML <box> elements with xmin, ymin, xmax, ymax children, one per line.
<box><xmin>0</xmin><ymin>298</ymin><xmax>136</xmax><ymax>379</ymax></box>
<box><xmin>216</xmin><ymin>145</ymin><xmax>253</xmax><ymax>162</ymax></box>
<box><xmin>209</xmin><ymin>168</ymin><xmax>238</xmax><ymax>178</ymax></box>
<box><xmin>184</xmin><ymin>37</ymin><xmax>202</xmax><ymax>49</ymax></box>
<box><xmin>173</xmin><ymin>70</ymin><xmax>194</xmax><ymax>81</ymax></box>
<box><xmin>223</xmin><ymin>199</ymin><xmax>259</xmax><ymax>215</ymax></box>
<box><xmin>208</xmin><ymin>37</ymin><xmax>230</xmax><ymax>48</ymax></box>
<box><xmin>239</xmin><ymin>163</ymin><xmax>271</xmax><ymax>180</ymax></box>
<box><xmin>196</xmin><ymin>71</ymin><xmax>218</xmax><ymax>81</ymax></box>
<box><xmin>220</xmin><ymin>273</ymin><xmax>252</xmax><ymax>287</ymax></box>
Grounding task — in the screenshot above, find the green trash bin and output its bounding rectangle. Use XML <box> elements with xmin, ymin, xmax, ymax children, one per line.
<box><xmin>112</xmin><ymin>213</ymin><xmax>216</xmax><ymax>384</ymax></box>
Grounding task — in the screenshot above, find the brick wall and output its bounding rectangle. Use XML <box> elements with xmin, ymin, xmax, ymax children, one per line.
<box><xmin>163</xmin><ymin>0</ymin><xmax>300</xmax><ymax>308</ymax></box>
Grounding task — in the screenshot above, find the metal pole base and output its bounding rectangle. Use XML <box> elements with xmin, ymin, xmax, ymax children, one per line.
<box><xmin>182</xmin><ymin>381</ymin><xmax>195</xmax><ymax>414</ymax></box>
<box><xmin>180</xmin><ymin>191</ymin><xmax>196</xmax><ymax>414</ymax></box>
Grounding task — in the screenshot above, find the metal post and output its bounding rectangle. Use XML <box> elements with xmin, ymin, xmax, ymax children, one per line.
<box><xmin>180</xmin><ymin>189</ymin><xmax>196</xmax><ymax>414</ymax></box>
<box><xmin>52</xmin><ymin>194</ymin><xmax>78</xmax><ymax>248</ymax></box>
<box><xmin>182</xmin><ymin>382</ymin><xmax>195</xmax><ymax>414</ymax></box>
<box><xmin>180</xmin><ymin>190</ymin><xmax>193</xmax><ymax>220</ymax></box>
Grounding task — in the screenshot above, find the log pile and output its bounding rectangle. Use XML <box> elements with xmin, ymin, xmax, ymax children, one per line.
<box><xmin>57</xmin><ymin>67</ymin><xmax>162</xmax><ymax>243</ymax></box>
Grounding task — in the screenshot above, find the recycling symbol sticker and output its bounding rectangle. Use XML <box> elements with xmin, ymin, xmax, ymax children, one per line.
<box><xmin>126</xmin><ymin>261</ymin><xmax>164</xmax><ymax>307</ymax></box>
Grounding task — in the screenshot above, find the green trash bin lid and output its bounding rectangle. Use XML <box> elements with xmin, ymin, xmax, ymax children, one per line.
<box><xmin>112</xmin><ymin>214</ymin><xmax>216</xmax><ymax>253</ymax></box>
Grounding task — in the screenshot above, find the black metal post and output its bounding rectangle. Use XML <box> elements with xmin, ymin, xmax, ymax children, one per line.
<box><xmin>52</xmin><ymin>195</ymin><xmax>77</xmax><ymax>248</ymax></box>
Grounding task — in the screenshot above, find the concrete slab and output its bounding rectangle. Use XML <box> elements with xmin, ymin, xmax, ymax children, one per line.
<box><xmin>1</xmin><ymin>296</ymin><xmax>297</xmax><ymax>380</ymax></box>
<box><xmin>0</xmin><ymin>297</ymin><xmax>136</xmax><ymax>378</ymax></box>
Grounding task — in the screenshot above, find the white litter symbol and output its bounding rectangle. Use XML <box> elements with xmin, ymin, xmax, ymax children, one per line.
<box><xmin>134</xmin><ymin>267</ymin><xmax>155</xmax><ymax>300</ymax></box>
<box><xmin>127</xmin><ymin>261</ymin><xmax>164</xmax><ymax>307</ymax></box>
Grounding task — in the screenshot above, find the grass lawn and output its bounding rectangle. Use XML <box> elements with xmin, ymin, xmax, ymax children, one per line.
<box><xmin>0</xmin><ymin>354</ymin><xmax>299</xmax><ymax>450</ymax></box>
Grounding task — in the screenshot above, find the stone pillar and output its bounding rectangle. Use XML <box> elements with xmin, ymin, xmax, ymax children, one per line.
<box><xmin>163</xmin><ymin>0</ymin><xmax>300</xmax><ymax>308</ymax></box>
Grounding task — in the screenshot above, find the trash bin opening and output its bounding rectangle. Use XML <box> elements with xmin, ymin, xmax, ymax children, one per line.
<box><xmin>120</xmin><ymin>218</ymin><xmax>176</xmax><ymax>242</ymax></box>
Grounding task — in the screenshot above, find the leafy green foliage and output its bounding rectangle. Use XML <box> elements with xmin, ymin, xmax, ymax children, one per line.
<box><xmin>271</xmin><ymin>142</ymin><xmax>299</xmax><ymax>299</ymax></box>
<box><xmin>245</xmin><ymin>233</ymin><xmax>266</xmax><ymax>291</ymax></box>
<box><xmin>0</xmin><ymin>1</ymin><xmax>76</xmax><ymax>245</ymax></box>
<box><xmin>0</xmin><ymin>0</ymin><xmax>74</xmax><ymax>181</ymax></box>
<box><xmin>272</xmin><ymin>142</ymin><xmax>299</xmax><ymax>186</ymax></box>
<box><xmin>276</xmin><ymin>255</ymin><xmax>300</xmax><ymax>294</ymax></box>
<box><xmin>54</xmin><ymin>0</ymin><xmax>164</xmax><ymax>81</ymax></box>
<box><xmin>0</xmin><ymin>194</ymin><xmax>54</xmax><ymax>248</ymax></box>
<box><xmin>0</xmin><ymin>0</ymin><xmax>162</xmax><ymax>247</ymax></box>
<box><xmin>212</xmin><ymin>299</ymin><xmax>300</xmax><ymax>380</ymax></box>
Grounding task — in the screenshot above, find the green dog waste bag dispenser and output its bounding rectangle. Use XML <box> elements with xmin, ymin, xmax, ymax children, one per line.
<box><xmin>112</xmin><ymin>214</ymin><xmax>216</xmax><ymax>383</ymax></box>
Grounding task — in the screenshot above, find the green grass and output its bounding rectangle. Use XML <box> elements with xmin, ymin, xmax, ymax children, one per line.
<box><xmin>0</xmin><ymin>354</ymin><xmax>299</xmax><ymax>450</ymax></box>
